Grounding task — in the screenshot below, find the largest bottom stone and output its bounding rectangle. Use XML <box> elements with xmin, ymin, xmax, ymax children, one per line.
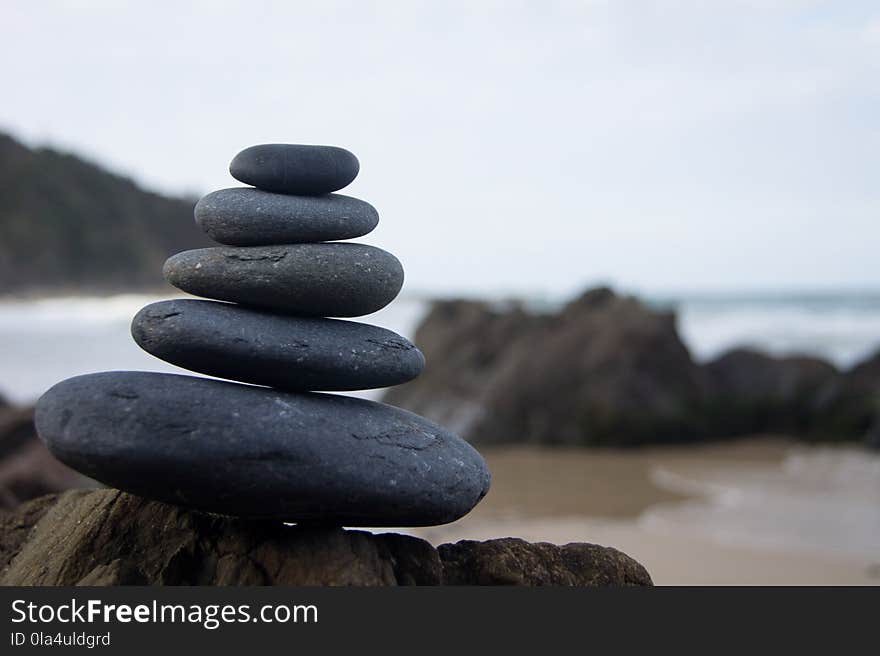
<box><xmin>35</xmin><ymin>372</ymin><xmax>490</xmax><ymax>526</ymax></box>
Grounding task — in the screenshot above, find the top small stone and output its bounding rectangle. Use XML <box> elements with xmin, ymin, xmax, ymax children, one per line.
<box><xmin>230</xmin><ymin>144</ymin><xmax>359</xmax><ymax>195</ymax></box>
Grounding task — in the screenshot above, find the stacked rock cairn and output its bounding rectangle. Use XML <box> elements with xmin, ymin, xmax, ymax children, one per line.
<box><xmin>36</xmin><ymin>144</ymin><xmax>491</xmax><ymax>527</ymax></box>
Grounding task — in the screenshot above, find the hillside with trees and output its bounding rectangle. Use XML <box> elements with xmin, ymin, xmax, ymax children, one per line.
<box><xmin>0</xmin><ymin>133</ymin><xmax>211</xmax><ymax>295</ymax></box>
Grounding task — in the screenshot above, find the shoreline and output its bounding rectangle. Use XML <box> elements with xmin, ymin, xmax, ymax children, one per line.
<box><xmin>407</xmin><ymin>437</ymin><xmax>880</xmax><ymax>585</ymax></box>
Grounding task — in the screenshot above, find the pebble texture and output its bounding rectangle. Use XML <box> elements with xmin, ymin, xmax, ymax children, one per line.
<box><xmin>195</xmin><ymin>188</ymin><xmax>379</xmax><ymax>246</ymax></box>
<box><xmin>230</xmin><ymin>144</ymin><xmax>359</xmax><ymax>195</ymax></box>
<box><xmin>35</xmin><ymin>372</ymin><xmax>491</xmax><ymax>526</ymax></box>
<box><xmin>163</xmin><ymin>244</ymin><xmax>404</xmax><ymax>317</ymax></box>
<box><xmin>132</xmin><ymin>299</ymin><xmax>425</xmax><ymax>391</ymax></box>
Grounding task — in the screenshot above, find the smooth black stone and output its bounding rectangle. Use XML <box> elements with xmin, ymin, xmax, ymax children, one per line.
<box><xmin>195</xmin><ymin>188</ymin><xmax>379</xmax><ymax>246</ymax></box>
<box><xmin>132</xmin><ymin>299</ymin><xmax>425</xmax><ymax>391</ymax></box>
<box><xmin>163</xmin><ymin>244</ymin><xmax>404</xmax><ymax>317</ymax></box>
<box><xmin>230</xmin><ymin>144</ymin><xmax>359</xmax><ymax>195</ymax></box>
<box><xmin>35</xmin><ymin>372</ymin><xmax>491</xmax><ymax>526</ymax></box>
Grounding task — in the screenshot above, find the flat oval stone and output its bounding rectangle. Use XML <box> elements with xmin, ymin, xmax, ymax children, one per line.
<box><xmin>132</xmin><ymin>299</ymin><xmax>424</xmax><ymax>391</ymax></box>
<box><xmin>195</xmin><ymin>188</ymin><xmax>379</xmax><ymax>246</ymax></box>
<box><xmin>163</xmin><ymin>243</ymin><xmax>404</xmax><ymax>317</ymax></box>
<box><xmin>35</xmin><ymin>372</ymin><xmax>491</xmax><ymax>526</ymax></box>
<box><xmin>230</xmin><ymin>144</ymin><xmax>359</xmax><ymax>195</ymax></box>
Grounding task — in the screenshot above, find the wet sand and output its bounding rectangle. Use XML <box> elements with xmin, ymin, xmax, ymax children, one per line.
<box><xmin>407</xmin><ymin>437</ymin><xmax>880</xmax><ymax>585</ymax></box>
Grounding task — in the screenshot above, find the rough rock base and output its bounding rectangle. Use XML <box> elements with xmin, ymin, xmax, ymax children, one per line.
<box><xmin>0</xmin><ymin>490</ymin><xmax>651</xmax><ymax>586</ymax></box>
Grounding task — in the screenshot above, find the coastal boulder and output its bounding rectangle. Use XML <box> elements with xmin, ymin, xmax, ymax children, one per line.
<box><xmin>385</xmin><ymin>287</ymin><xmax>708</xmax><ymax>446</ymax></box>
<box><xmin>385</xmin><ymin>287</ymin><xmax>880</xmax><ymax>446</ymax></box>
<box><xmin>810</xmin><ymin>349</ymin><xmax>880</xmax><ymax>444</ymax></box>
<box><xmin>703</xmin><ymin>348</ymin><xmax>839</xmax><ymax>435</ymax></box>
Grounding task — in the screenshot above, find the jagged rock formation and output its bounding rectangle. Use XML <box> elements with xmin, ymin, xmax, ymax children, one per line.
<box><xmin>703</xmin><ymin>348</ymin><xmax>838</xmax><ymax>436</ymax></box>
<box><xmin>810</xmin><ymin>351</ymin><xmax>880</xmax><ymax>443</ymax></box>
<box><xmin>384</xmin><ymin>287</ymin><xmax>880</xmax><ymax>446</ymax></box>
<box><xmin>385</xmin><ymin>288</ymin><xmax>706</xmax><ymax>446</ymax></box>
<box><xmin>0</xmin><ymin>490</ymin><xmax>652</xmax><ymax>586</ymax></box>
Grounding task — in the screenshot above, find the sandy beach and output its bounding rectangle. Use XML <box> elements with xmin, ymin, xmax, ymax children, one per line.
<box><xmin>408</xmin><ymin>438</ymin><xmax>880</xmax><ymax>585</ymax></box>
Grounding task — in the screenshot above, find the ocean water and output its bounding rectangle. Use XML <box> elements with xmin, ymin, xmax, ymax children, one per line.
<box><xmin>1</xmin><ymin>291</ymin><xmax>879</xmax><ymax>404</ymax></box>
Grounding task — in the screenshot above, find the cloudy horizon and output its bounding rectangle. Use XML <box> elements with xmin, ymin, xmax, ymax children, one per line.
<box><xmin>2</xmin><ymin>1</ymin><xmax>878</xmax><ymax>297</ymax></box>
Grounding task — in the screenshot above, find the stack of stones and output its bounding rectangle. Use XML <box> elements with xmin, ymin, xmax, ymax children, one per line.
<box><xmin>35</xmin><ymin>144</ymin><xmax>491</xmax><ymax>527</ymax></box>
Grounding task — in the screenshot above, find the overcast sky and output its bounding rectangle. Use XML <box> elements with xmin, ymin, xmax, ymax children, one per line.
<box><xmin>2</xmin><ymin>1</ymin><xmax>878</xmax><ymax>297</ymax></box>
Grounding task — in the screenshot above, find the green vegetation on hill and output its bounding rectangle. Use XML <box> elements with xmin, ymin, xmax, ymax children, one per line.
<box><xmin>0</xmin><ymin>132</ymin><xmax>211</xmax><ymax>295</ymax></box>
